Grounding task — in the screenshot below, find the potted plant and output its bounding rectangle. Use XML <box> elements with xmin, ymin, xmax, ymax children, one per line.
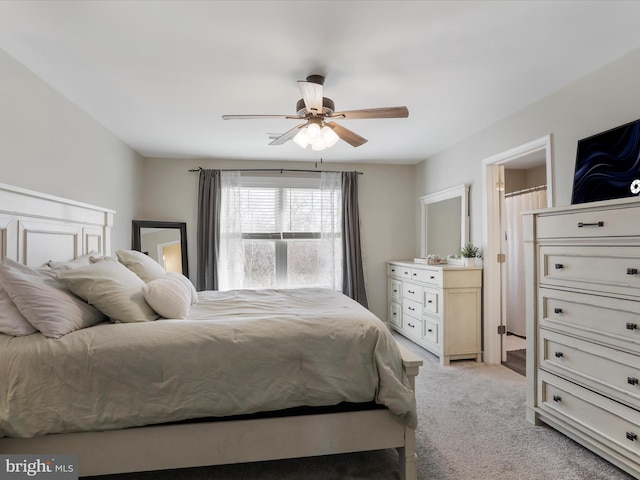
<box><xmin>460</xmin><ymin>243</ymin><xmax>479</xmax><ymax>267</ymax></box>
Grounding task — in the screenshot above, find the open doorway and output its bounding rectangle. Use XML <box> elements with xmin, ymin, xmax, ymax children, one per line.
<box><xmin>501</xmin><ymin>165</ymin><xmax>547</xmax><ymax>375</ymax></box>
<box><xmin>481</xmin><ymin>135</ymin><xmax>554</xmax><ymax>368</ymax></box>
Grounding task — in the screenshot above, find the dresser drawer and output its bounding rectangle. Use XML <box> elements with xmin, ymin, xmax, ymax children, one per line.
<box><xmin>424</xmin><ymin>288</ymin><xmax>439</xmax><ymax>315</ymax></box>
<box><xmin>389</xmin><ymin>301</ymin><xmax>402</xmax><ymax>328</ymax></box>
<box><xmin>388</xmin><ymin>278</ymin><xmax>402</xmax><ymax>303</ymax></box>
<box><xmin>423</xmin><ymin>318</ymin><xmax>439</xmax><ymax>345</ymax></box>
<box><xmin>539</xmin><ymin>245</ymin><xmax>640</xmax><ymax>298</ymax></box>
<box><xmin>540</xmin><ymin>288</ymin><xmax>640</xmax><ymax>349</ymax></box>
<box><xmin>403</xmin><ymin>298</ymin><xmax>422</xmax><ymax>319</ymax></box>
<box><xmin>403</xmin><ymin>316</ymin><xmax>423</xmax><ymax>341</ymax></box>
<box><xmin>410</xmin><ymin>267</ymin><xmax>443</xmax><ymax>287</ymax></box>
<box><xmin>402</xmin><ymin>282</ymin><xmax>422</xmax><ymax>303</ymax></box>
<box><xmin>537</xmin><ymin>204</ymin><xmax>640</xmax><ymax>239</ymax></box>
<box><xmin>387</xmin><ymin>263</ymin><xmax>404</xmax><ymax>278</ymax></box>
<box><xmin>540</xmin><ymin>329</ymin><xmax>640</xmax><ymax>407</ymax></box>
<box><xmin>539</xmin><ymin>371</ymin><xmax>640</xmax><ymax>458</ymax></box>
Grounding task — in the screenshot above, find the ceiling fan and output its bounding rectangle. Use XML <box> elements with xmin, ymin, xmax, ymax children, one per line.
<box><xmin>222</xmin><ymin>75</ymin><xmax>409</xmax><ymax>151</ymax></box>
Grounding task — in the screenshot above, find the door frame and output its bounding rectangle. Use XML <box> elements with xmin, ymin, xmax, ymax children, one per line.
<box><xmin>481</xmin><ymin>134</ymin><xmax>554</xmax><ymax>365</ymax></box>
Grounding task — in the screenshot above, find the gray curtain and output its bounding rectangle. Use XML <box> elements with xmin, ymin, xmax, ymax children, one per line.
<box><xmin>341</xmin><ymin>172</ymin><xmax>368</xmax><ymax>308</ymax></box>
<box><xmin>196</xmin><ymin>169</ymin><xmax>221</xmax><ymax>291</ymax></box>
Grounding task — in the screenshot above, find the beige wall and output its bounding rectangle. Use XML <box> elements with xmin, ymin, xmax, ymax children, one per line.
<box><xmin>139</xmin><ymin>157</ymin><xmax>416</xmax><ymax>321</ymax></box>
<box><xmin>504</xmin><ymin>165</ymin><xmax>546</xmax><ymax>194</ymax></box>
<box><xmin>415</xmin><ymin>47</ymin><xmax>640</xmax><ymax>252</ymax></box>
<box><xmin>0</xmin><ymin>50</ymin><xmax>143</xmax><ymax>251</ymax></box>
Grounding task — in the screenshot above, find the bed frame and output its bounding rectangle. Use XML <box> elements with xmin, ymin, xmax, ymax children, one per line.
<box><xmin>0</xmin><ymin>183</ymin><xmax>422</xmax><ymax>479</ymax></box>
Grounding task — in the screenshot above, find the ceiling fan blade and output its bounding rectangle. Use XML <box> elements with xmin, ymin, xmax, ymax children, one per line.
<box><xmin>325</xmin><ymin>121</ymin><xmax>368</xmax><ymax>147</ymax></box>
<box><xmin>269</xmin><ymin>123</ymin><xmax>306</xmax><ymax>145</ymax></box>
<box><xmin>298</xmin><ymin>79</ymin><xmax>323</xmax><ymax>115</ymax></box>
<box><xmin>329</xmin><ymin>106</ymin><xmax>409</xmax><ymax>120</ymax></box>
<box><xmin>222</xmin><ymin>114</ymin><xmax>300</xmax><ymax>120</ymax></box>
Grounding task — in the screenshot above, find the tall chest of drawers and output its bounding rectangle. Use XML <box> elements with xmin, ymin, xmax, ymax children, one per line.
<box><xmin>524</xmin><ymin>197</ymin><xmax>640</xmax><ymax>478</ymax></box>
<box><xmin>387</xmin><ymin>261</ymin><xmax>482</xmax><ymax>365</ymax></box>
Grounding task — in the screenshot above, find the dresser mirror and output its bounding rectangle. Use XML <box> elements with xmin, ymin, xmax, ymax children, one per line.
<box><xmin>420</xmin><ymin>184</ymin><xmax>469</xmax><ymax>260</ymax></box>
<box><xmin>132</xmin><ymin>220</ymin><xmax>189</xmax><ymax>277</ymax></box>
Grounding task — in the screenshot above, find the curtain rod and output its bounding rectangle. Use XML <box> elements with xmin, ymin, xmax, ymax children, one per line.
<box><xmin>188</xmin><ymin>167</ymin><xmax>363</xmax><ymax>175</ymax></box>
<box><xmin>505</xmin><ymin>184</ymin><xmax>547</xmax><ymax>198</ymax></box>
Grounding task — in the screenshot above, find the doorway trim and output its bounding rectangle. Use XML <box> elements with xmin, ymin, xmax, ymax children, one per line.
<box><xmin>481</xmin><ymin>134</ymin><xmax>554</xmax><ymax>365</ymax></box>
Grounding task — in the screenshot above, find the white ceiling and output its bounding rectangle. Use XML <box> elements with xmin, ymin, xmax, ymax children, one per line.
<box><xmin>2</xmin><ymin>1</ymin><xmax>640</xmax><ymax>165</ymax></box>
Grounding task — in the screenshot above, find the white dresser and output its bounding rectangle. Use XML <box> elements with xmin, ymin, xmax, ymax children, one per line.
<box><xmin>524</xmin><ymin>197</ymin><xmax>640</xmax><ymax>478</ymax></box>
<box><xmin>387</xmin><ymin>261</ymin><xmax>482</xmax><ymax>365</ymax></box>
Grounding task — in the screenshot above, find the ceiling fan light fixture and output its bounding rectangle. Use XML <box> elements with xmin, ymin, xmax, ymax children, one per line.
<box><xmin>293</xmin><ymin>129</ymin><xmax>309</xmax><ymax>148</ymax></box>
<box><xmin>310</xmin><ymin>140</ymin><xmax>326</xmax><ymax>151</ymax></box>
<box><xmin>321</xmin><ymin>125</ymin><xmax>339</xmax><ymax>147</ymax></box>
<box><xmin>306</xmin><ymin>122</ymin><xmax>321</xmax><ymax>139</ymax></box>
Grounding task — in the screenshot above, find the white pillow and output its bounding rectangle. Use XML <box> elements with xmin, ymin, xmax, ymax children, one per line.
<box><xmin>48</xmin><ymin>251</ymin><xmax>99</xmax><ymax>270</ymax></box>
<box><xmin>0</xmin><ymin>285</ymin><xmax>37</xmax><ymax>336</ymax></box>
<box><xmin>116</xmin><ymin>249</ymin><xmax>166</xmax><ymax>283</ymax></box>
<box><xmin>58</xmin><ymin>260</ymin><xmax>159</xmax><ymax>323</ymax></box>
<box><xmin>0</xmin><ymin>258</ymin><xmax>105</xmax><ymax>338</ymax></box>
<box><xmin>143</xmin><ymin>272</ymin><xmax>197</xmax><ymax>319</ymax></box>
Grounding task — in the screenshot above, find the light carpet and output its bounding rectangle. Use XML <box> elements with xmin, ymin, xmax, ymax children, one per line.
<box><xmin>86</xmin><ymin>334</ymin><xmax>634</xmax><ymax>480</ymax></box>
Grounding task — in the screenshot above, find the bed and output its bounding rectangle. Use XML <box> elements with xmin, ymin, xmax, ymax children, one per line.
<box><xmin>0</xmin><ymin>182</ymin><xmax>422</xmax><ymax>479</ymax></box>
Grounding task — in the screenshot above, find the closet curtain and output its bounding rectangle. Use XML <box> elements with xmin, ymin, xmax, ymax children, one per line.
<box><xmin>505</xmin><ymin>188</ymin><xmax>547</xmax><ymax>336</ymax></box>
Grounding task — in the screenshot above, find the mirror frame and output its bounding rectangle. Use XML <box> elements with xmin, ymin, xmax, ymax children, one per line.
<box><xmin>132</xmin><ymin>220</ymin><xmax>189</xmax><ymax>277</ymax></box>
<box><xmin>419</xmin><ymin>184</ymin><xmax>469</xmax><ymax>258</ymax></box>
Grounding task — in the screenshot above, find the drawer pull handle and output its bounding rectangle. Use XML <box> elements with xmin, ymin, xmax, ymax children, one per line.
<box><xmin>407</xmin><ymin>322</ymin><xmax>415</xmax><ymax>328</ymax></box>
<box><xmin>430</xmin><ymin>276</ymin><xmax>435</xmax><ymax>279</ymax></box>
<box><xmin>412</xmin><ymin>272</ymin><xmax>417</xmax><ymax>276</ymax></box>
<box><xmin>427</xmin><ymin>300</ymin><xmax>433</xmax><ymax>304</ymax></box>
<box><xmin>577</xmin><ymin>221</ymin><xmax>604</xmax><ymax>228</ymax></box>
<box><xmin>554</xmin><ymin>308</ymin><xmax>563</xmax><ymax>314</ymax></box>
<box><xmin>578</xmin><ymin>221</ymin><xmax>604</xmax><ymax>228</ymax></box>
<box><xmin>554</xmin><ymin>263</ymin><xmax>564</xmax><ymax>269</ymax></box>
<box><xmin>628</xmin><ymin>377</ymin><xmax>639</xmax><ymax>385</ymax></box>
<box><xmin>554</xmin><ymin>351</ymin><xmax>564</xmax><ymax>358</ymax></box>
<box><xmin>627</xmin><ymin>323</ymin><xmax>638</xmax><ymax>331</ymax></box>
<box><xmin>627</xmin><ymin>432</ymin><xmax>638</xmax><ymax>442</ymax></box>
<box><xmin>408</xmin><ymin>307</ymin><xmax>415</xmax><ymax>311</ymax></box>
<box><xmin>408</xmin><ymin>290</ymin><xmax>415</xmax><ymax>294</ymax></box>
<box><xmin>552</xmin><ymin>395</ymin><xmax>562</xmax><ymax>402</ymax></box>
<box><xmin>627</xmin><ymin>268</ymin><xmax>638</xmax><ymax>275</ymax></box>
<box><xmin>427</xmin><ymin>328</ymin><xmax>433</xmax><ymax>333</ymax></box>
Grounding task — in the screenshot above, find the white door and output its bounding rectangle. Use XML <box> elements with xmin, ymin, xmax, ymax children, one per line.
<box><xmin>481</xmin><ymin>134</ymin><xmax>553</xmax><ymax>365</ymax></box>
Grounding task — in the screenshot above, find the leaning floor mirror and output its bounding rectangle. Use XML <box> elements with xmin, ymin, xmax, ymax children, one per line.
<box><xmin>419</xmin><ymin>184</ymin><xmax>469</xmax><ymax>262</ymax></box>
<box><xmin>132</xmin><ymin>220</ymin><xmax>189</xmax><ymax>277</ymax></box>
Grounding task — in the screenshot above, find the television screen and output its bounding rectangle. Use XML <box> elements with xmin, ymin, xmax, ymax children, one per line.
<box><xmin>571</xmin><ymin>119</ymin><xmax>640</xmax><ymax>204</ymax></box>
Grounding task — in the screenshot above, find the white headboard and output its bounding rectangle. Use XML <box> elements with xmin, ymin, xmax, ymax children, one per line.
<box><xmin>0</xmin><ymin>183</ymin><xmax>114</xmax><ymax>267</ymax></box>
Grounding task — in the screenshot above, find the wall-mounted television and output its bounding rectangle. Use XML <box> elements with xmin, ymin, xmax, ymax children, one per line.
<box><xmin>571</xmin><ymin>118</ymin><xmax>640</xmax><ymax>205</ymax></box>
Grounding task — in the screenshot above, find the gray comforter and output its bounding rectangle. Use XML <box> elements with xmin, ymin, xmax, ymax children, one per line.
<box><xmin>0</xmin><ymin>288</ymin><xmax>417</xmax><ymax>438</ymax></box>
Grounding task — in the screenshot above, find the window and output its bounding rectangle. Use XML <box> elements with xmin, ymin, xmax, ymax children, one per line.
<box><xmin>218</xmin><ymin>173</ymin><xmax>342</xmax><ymax>291</ymax></box>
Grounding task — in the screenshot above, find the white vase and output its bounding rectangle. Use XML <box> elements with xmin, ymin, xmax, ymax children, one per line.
<box><xmin>464</xmin><ymin>257</ymin><xmax>474</xmax><ymax>267</ymax></box>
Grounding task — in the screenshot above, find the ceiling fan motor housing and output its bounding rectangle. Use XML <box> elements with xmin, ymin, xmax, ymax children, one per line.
<box><xmin>296</xmin><ymin>97</ymin><xmax>335</xmax><ymax>117</ymax></box>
